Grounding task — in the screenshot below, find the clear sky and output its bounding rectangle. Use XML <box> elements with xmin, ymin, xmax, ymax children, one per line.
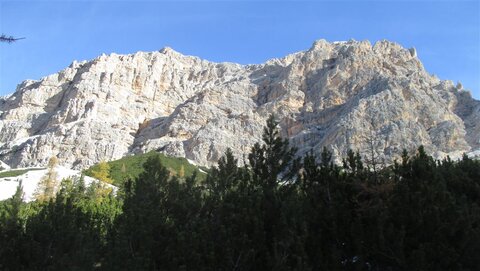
<box><xmin>1</xmin><ymin>0</ymin><xmax>479</xmax><ymax>99</ymax></box>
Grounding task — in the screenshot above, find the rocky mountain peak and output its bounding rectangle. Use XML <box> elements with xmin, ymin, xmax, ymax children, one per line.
<box><xmin>0</xmin><ymin>39</ymin><xmax>478</xmax><ymax>169</ymax></box>
<box><xmin>159</xmin><ymin>46</ymin><xmax>180</xmax><ymax>55</ymax></box>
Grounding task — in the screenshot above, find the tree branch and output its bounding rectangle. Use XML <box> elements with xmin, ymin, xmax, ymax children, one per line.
<box><xmin>0</xmin><ymin>34</ymin><xmax>25</xmax><ymax>43</ymax></box>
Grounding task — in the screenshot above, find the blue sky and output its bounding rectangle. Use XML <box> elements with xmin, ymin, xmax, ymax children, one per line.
<box><xmin>1</xmin><ymin>0</ymin><xmax>479</xmax><ymax>99</ymax></box>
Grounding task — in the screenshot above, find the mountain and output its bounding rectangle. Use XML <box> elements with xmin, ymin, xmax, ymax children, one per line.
<box><xmin>0</xmin><ymin>39</ymin><xmax>479</xmax><ymax>169</ymax></box>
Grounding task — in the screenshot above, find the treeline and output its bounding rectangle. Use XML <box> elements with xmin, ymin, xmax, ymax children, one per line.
<box><xmin>1</xmin><ymin>116</ymin><xmax>479</xmax><ymax>270</ymax></box>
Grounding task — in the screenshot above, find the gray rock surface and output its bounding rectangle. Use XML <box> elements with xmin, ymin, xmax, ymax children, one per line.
<box><xmin>0</xmin><ymin>39</ymin><xmax>479</xmax><ymax>169</ymax></box>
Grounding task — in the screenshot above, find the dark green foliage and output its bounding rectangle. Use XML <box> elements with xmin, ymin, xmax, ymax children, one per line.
<box><xmin>383</xmin><ymin>149</ymin><xmax>480</xmax><ymax>270</ymax></box>
<box><xmin>204</xmin><ymin>149</ymin><xmax>265</xmax><ymax>269</ymax></box>
<box><xmin>105</xmin><ymin>154</ymin><xmax>208</xmax><ymax>270</ymax></box>
<box><xmin>247</xmin><ymin>115</ymin><xmax>302</xmax><ymax>269</ymax></box>
<box><xmin>0</xmin><ymin>181</ymin><xmax>25</xmax><ymax>270</ymax></box>
<box><xmin>83</xmin><ymin>151</ymin><xmax>206</xmax><ymax>186</ymax></box>
<box><xmin>0</xmin><ymin>178</ymin><xmax>121</xmax><ymax>270</ymax></box>
<box><xmin>1</xmin><ymin>115</ymin><xmax>479</xmax><ymax>270</ymax></box>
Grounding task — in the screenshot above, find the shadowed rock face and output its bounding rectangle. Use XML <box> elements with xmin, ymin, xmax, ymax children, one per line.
<box><xmin>0</xmin><ymin>39</ymin><xmax>478</xmax><ymax>169</ymax></box>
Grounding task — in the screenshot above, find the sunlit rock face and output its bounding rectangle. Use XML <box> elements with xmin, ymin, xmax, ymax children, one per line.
<box><xmin>0</xmin><ymin>39</ymin><xmax>478</xmax><ymax>169</ymax></box>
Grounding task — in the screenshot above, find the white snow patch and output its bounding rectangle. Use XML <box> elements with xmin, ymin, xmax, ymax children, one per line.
<box><xmin>468</xmin><ymin>149</ymin><xmax>480</xmax><ymax>159</ymax></box>
<box><xmin>249</xmin><ymin>74</ymin><xmax>267</xmax><ymax>82</ymax></box>
<box><xmin>9</xmin><ymin>135</ymin><xmax>40</xmax><ymax>147</ymax></box>
<box><xmin>187</xmin><ymin>159</ymin><xmax>198</xmax><ymax>166</ymax></box>
<box><xmin>187</xmin><ymin>159</ymin><xmax>207</xmax><ymax>174</ymax></box>
<box><xmin>444</xmin><ymin>149</ymin><xmax>480</xmax><ymax>161</ymax></box>
<box><xmin>0</xmin><ymin>160</ymin><xmax>10</xmax><ymax>171</ymax></box>
<box><xmin>0</xmin><ymin>166</ymin><xmax>113</xmax><ymax>202</ymax></box>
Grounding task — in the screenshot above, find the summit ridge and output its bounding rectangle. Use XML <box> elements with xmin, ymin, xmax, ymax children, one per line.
<box><xmin>0</xmin><ymin>39</ymin><xmax>478</xmax><ymax>169</ymax></box>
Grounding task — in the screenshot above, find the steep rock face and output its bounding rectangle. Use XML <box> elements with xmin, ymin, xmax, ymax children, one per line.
<box><xmin>0</xmin><ymin>40</ymin><xmax>478</xmax><ymax>169</ymax></box>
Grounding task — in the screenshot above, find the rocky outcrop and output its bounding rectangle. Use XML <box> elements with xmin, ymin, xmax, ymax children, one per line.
<box><xmin>0</xmin><ymin>39</ymin><xmax>478</xmax><ymax>169</ymax></box>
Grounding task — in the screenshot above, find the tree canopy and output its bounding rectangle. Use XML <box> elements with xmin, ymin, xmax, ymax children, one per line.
<box><xmin>1</xmin><ymin>115</ymin><xmax>479</xmax><ymax>270</ymax></box>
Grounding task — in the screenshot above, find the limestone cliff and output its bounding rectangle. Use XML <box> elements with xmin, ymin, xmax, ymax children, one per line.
<box><xmin>0</xmin><ymin>40</ymin><xmax>478</xmax><ymax>169</ymax></box>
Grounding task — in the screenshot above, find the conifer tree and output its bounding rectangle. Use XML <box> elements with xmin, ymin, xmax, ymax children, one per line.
<box><xmin>179</xmin><ymin>165</ymin><xmax>185</xmax><ymax>178</ymax></box>
<box><xmin>107</xmin><ymin>154</ymin><xmax>171</xmax><ymax>270</ymax></box>
<box><xmin>248</xmin><ymin>115</ymin><xmax>301</xmax><ymax>269</ymax></box>
<box><xmin>34</xmin><ymin>156</ymin><xmax>59</xmax><ymax>202</ymax></box>
<box><xmin>1</xmin><ymin>119</ymin><xmax>479</xmax><ymax>270</ymax></box>
<box><xmin>0</xmin><ymin>181</ymin><xmax>25</xmax><ymax>269</ymax></box>
<box><xmin>90</xmin><ymin>161</ymin><xmax>114</xmax><ymax>197</ymax></box>
<box><xmin>91</xmin><ymin>161</ymin><xmax>113</xmax><ymax>184</ymax></box>
<box><xmin>204</xmin><ymin>148</ymin><xmax>263</xmax><ymax>269</ymax></box>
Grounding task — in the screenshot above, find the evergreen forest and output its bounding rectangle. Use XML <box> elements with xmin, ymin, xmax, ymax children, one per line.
<box><xmin>1</xmin><ymin>116</ymin><xmax>479</xmax><ymax>270</ymax></box>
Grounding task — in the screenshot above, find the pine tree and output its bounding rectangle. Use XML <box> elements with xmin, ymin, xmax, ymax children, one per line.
<box><xmin>248</xmin><ymin>115</ymin><xmax>299</xmax><ymax>186</ymax></box>
<box><xmin>300</xmin><ymin>149</ymin><xmax>345</xmax><ymax>269</ymax></box>
<box><xmin>179</xmin><ymin>165</ymin><xmax>185</xmax><ymax>178</ymax></box>
<box><xmin>106</xmin><ymin>154</ymin><xmax>171</xmax><ymax>270</ymax></box>
<box><xmin>34</xmin><ymin>156</ymin><xmax>59</xmax><ymax>202</ymax></box>
<box><xmin>204</xmin><ymin>148</ymin><xmax>262</xmax><ymax>269</ymax></box>
<box><xmin>0</xmin><ymin>181</ymin><xmax>25</xmax><ymax>269</ymax></box>
<box><xmin>90</xmin><ymin>161</ymin><xmax>114</xmax><ymax>197</ymax></box>
<box><xmin>91</xmin><ymin>161</ymin><xmax>113</xmax><ymax>184</ymax></box>
<box><xmin>248</xmin><ymin>115</ymin><xmax>301</xmax><ymax>269</ymax></box>
<box><xmin>10</xmin><ymin>181</ymin><xmax>24</xmax><ymax>219</ymax></box>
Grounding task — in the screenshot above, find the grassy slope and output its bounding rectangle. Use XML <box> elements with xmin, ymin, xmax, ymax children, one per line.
<box><xmin>83</xmin><ymin>151</ymin><xmax>207</xmax><ymax>186</ymax></box>
<box><xmin>0</xmin><ymin>168</ymin><xmax>44</xmax><ymax>178</ymax></box>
